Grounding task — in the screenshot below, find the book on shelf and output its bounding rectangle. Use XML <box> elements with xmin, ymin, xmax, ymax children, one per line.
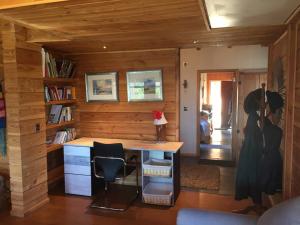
<box><xmin>44</xmin><ymin>85</ymin><xmax>75</xmax><ymax>102</ymax></box>
<box><xmin>59</xmin><ymin>106</ymin><xmax>73</xmax><ymax>123</ymax></box>
<box><xmin>48</xmin><ymin>105</ymin><xmax>74</xmax><ymax>124</ymax></box>
<box><xmin>42</xmin><ymin>48</ymin><xmax>76</xmax><ymax>78</ymax></box>
<box><xmin>48</xmin><ymin>105</ymin><xmax>63</xmax><ymax>124</ymax></box>
<box><xmin>53</xmin><ymin>128</ymin><xmax>76</xmax><ymax>144</ymax></box>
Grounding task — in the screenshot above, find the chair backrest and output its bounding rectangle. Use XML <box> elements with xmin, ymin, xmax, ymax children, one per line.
<box><xmin>92</xmin><ymin>142</ymin><xmax>125</xmax><ymax>182</ymax></box>
<box><xmin>258</xmin><ymin>197</ymin><xmax>300</xmax><ymax>225</ymax></box>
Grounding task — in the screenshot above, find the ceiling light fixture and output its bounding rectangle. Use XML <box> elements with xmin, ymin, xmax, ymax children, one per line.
<box><xmin>193</xmin><ymin>40</ymin><xmax>199</xmax><ymax>44</ymax></box>
<box><xmin>103</xmin><ymin>45</ymin><xmax>107</xmax><ymax>49</ymax></box>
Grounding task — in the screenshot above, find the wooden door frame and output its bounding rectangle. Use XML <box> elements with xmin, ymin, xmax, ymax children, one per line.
<box><xmin>196</xmin><ymin>69</ymin><xmax>239</xmax><ymax>161</ymax></box>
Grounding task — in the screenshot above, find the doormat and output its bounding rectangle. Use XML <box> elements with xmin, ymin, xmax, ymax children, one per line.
<box><xmin>181</xmin><ymin>161</ymin><xmax>220</xmax><ymax>191</ymax></box>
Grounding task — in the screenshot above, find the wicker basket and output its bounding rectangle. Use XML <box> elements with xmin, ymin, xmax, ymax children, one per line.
<box><xmin>143</xmin><ymin>182</ymin><xmax>172</xmax><ymax>206</ymax></box>
<box><xmin>143</xmin><ymin>159</ymin><xmax>172</xmax><ymax>177</ymax></box>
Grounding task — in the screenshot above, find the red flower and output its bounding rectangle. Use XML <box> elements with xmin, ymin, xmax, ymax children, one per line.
<box><xmin>152</xmin><ymin>111</ymin><xmax>162</xmax><ymax>120</ymax></box>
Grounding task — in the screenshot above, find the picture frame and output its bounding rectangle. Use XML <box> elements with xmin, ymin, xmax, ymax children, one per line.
<box><xmin>126</xmin><ymin>69</ymin><xmax>163</xmax><ymax>102</ymax></box>
<box><xmin>85</xmin><ymin>72</ymin><xmax>118</xmax><ymax>102</ymax></box>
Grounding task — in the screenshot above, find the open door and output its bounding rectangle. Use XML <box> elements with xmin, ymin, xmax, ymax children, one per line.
<box><xmin>234</xmin><ymin>71</ymin><xmax>267</xmax><ymax>160</ymax></box>
<box><xmin>197</xmin><ymin>70</ymin><xmax>237</xmax><ymax>163</ymax></box>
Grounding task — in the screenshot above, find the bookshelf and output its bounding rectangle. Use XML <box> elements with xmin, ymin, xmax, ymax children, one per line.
<box><xmin>44</xmin><ymin>77</ymin><xmax>77</xmax><ymax>146</ymax></box>
<box><xmin>46</xmin><ymin>120</ymin><xmax>75</xmax><ymax>130</ymax></box>
<box><xmin>42</xmin><ymin>48</ymin><xmax>77</xmax><ymax>188</ymax></box>
<box><xmin>45</xmin><ymin>99</ymin><xmax>77</xmax><ymax>105</ymax></box>
<box><xmin>43</xmin><ymin>77</ymin><xmax>77</xmax><ymax>83</ymax></box>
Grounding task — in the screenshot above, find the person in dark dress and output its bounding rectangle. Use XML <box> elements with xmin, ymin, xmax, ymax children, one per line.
<box><xmin>259</xmin><ymin>91</ymin><xmax>284</xmax><ymax>194</ymax></box>
<box><xmin>235</xmin><ymin>88</ymin><xmax>264</xmax><ymax>206</ymax></box>
<box><xmin>234</xmin><ymin>88</ymin><xmax>284</xmax><ymax>215</ymax></box>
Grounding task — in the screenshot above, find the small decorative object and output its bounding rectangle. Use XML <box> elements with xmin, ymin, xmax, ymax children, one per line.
<box><xmin>153</xmin><ymin>110</ymin><xmax>168</xmax><ymax>142</ymax></box>
<box><xmin>85</xmin><ymin>72</ymin><xmax>118</xmax><ymax>102</ymax></box>
<box><xmin>127</xmin><ymin>70</ymin><xmax>163</xmax><ymax>101</ymax></box>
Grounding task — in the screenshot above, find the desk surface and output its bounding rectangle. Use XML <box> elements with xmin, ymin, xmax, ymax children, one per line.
<box><xmin>64</xmin><ymin>137</ymin><xmax>183</xmax><ymax>153</ymax></box>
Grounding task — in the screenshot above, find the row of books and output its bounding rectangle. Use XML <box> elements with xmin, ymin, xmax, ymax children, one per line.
<box><xmin>42</xmin><ymin>48</ymin><xmax>76</xmax><ymax>78</ymax></box>
<box><xmin>45</xmin><ymin>86</ymin><xmax>75</xmax><ymax>102</ymax></box>
<box><xmin>48</xmin><ymin>105</ymin><xmax>73</xmax><ymax>124</ymax></box>
<box><xmin>53</xmin><ymin>128</ymin><xmax>76</xmax><ymax>144</ymax></box>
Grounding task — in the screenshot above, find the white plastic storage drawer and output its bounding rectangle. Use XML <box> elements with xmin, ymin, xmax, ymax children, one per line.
<box><xmin>64</xmin><ymin>174</ymin><xmax>91</xmax><ymax>196</ymax></box>
<box><xmin>143</xmin><ymin>159</ymin><xmax>172</xmax><ymax>177</ymax></box>
<box><xmin>64</xmin><ymin>146</ymin><xmax>91</xmax><ymax>175</ymax></box>
<box><xmin>143</xmin><ymin>182</ymin><xmax>172</xmax><ymax>206</ymax></box>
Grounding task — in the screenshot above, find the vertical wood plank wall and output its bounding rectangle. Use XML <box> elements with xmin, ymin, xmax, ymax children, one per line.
<box><xmin>292</xmin><ymin>22</ymin><xmax>300</xmax><ymax>197</ymax></box>
<box><xmin>0</xmin><ymin>41</ymin><xmax>8</xmax><ymax>174</ymax></box>
<box><xmin>2</xmin><ymin>23</ymin><xmax>48</xmax><ymax>217</ymax></box>
<box><xmin>268</xmin><ymin>13</ymin><xmax>300</xmax><ymax>198</ymax></box>
<box><xmin>69</xmin><ymin>49</ymin><xmax>180</xmax><ymax>142</ymax></box>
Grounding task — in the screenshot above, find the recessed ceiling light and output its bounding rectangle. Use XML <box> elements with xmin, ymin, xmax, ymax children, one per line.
<box><xmin>103</xmin><ymin>45</ymin><xmax>107</xmax><ymax>49</ymax></box>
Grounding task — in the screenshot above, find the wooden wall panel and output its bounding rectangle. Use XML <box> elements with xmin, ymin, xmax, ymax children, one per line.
<box><xmin>0</xmin><ymin>33</ymin><xmax>8</xmax><ymax>175</ymax></box>
<box><xmin>291</xmin><ymin>22</ymin><xmax>300</xmax><ymax>197</ymax></box>
<box><xmin>268</xmin><ymin>10</ymin><xmax>300</xmax><ymax>199</ymax></box>
<box><xmin>2</xmin><ymin>22</ymin><xmax>48</xmax><ymax>217</ymax></box>
<box><xmin>69</xmin><ymin>49</ymin><xmax>179</xmax><ymax>142</ymax></box>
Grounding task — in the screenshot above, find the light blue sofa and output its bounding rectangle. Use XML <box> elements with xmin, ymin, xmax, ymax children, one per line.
<box><xmin>177</xmin><ymin>197</ymin><xmax>300</xmax><ymax>225</ymax></box>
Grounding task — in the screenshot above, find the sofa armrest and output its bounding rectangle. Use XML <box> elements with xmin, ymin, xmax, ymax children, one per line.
<box><xmin>177</xmin><ymin>208</ymin><xmax>257</xmax><ymax>225</ymax></box>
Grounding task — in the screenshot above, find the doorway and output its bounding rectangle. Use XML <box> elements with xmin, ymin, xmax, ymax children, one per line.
<box><xmin>197</xmin><ymin>71</ymin><xmax>237</xmax><ymax>164</ymax></box>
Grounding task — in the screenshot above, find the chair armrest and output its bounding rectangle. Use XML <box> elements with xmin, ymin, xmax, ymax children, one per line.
<box><xmin>177</xmin><ymin>208</ymin><xmax>257</xmax><ymax>225</ymax></box>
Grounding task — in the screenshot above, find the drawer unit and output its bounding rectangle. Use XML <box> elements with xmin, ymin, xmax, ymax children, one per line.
<box><xmin>65</xmin><ymin>173</ymin><xmax>91</xmax><ymax>196</ymax></box>
<box><xmin>64</xmin><ymin>145</ymin><xmax>92</xmax><ymax>196</ymax></box>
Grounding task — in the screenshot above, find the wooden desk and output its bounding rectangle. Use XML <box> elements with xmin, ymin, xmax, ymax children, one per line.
<box><xmin>63</xmin><ymin>137</ymin><xmax>183</xmax><ymax>206</ymax></box>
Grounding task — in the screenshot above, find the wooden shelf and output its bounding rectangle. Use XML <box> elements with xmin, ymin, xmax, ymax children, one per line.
<box><xmin>46</xmin><ymin>120</ymin><xmax>75</xmax><ymax>130</ymax></box>
<box><xmin>46</xmin><ymin>144</ymin><xmax>63</xmax><ymax>153</ymax></box>
<box><xmin>45</xmin><ymin>99</ymin><xmax>76</xmax><ymax>105</ymax></box>
<box><xmin>43</xmin><ymin>77</ymin><xmax>76</xmax><ymax>83</ymax></box>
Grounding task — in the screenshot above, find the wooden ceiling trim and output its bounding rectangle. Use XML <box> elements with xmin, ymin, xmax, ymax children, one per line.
<box><xmin>12</xmin><ymin>3</ymin><xmax>201</xmax><ymax>23</ymax></box>
<box><xmin>0</xmin><ymin>0</ymin><xmax>193</xmax><ymax>17</ymax></box>
<box><xmin>285</xmin><ymin>4</ymin><xmax>300</xmax><ymax>24</ymax></box>
<box><xmin>27</xmin><ymin>29</ymin><xmax>70</xmax><ymax>43</ymax></box>
<box><xmin>198</xmin><ymin>0</ymin><xmax>211</xmax><ymax>31</ymax></box>
<box><xmin>0</xmin><ymin>0</ymin><xmax>69</xmax><ymax>10</ymax></box>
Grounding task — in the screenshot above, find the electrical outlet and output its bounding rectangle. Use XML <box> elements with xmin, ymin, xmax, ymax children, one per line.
<box><xmin>35</xmin><ymin>123</ymin><xmax>40</xmax><ymax>132</ymax></box>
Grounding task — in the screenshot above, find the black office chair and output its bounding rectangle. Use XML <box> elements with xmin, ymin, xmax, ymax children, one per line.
<box><xmin>90</xmin><ymin>142</ymin><xmax>139</xmax><ymax>211</ymax></box>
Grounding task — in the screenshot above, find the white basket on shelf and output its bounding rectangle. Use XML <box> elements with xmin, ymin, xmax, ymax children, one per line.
<box><xmin>143</xmin><ymin>159</ymin><xmax>172</xmax><ymax>177</ymax></box>
<box><xmin>143</xmin><ymin>182</ymin><xmax>172</xmax><ymax>206</ymax></box>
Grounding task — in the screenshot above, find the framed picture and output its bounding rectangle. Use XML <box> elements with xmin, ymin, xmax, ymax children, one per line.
<box><xmin>85</xmin><ymin>72</ymin><xmax>118</xmax><ymax>102</ymax></box>
<box><xmin>126</xmin><ymin>70</ymin><xmax>163</xmax><ymax>102</ymax></box>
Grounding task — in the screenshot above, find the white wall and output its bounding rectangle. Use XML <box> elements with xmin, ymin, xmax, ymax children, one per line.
<box><xmin>180</xmin><ymin>45</ymin><xmax>268</xmax><ymax>155</ymax></box>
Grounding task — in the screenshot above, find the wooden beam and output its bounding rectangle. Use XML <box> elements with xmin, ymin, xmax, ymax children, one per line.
<box><xmin>198</xmin><ymin>0</ymin><xmax>211</xmax><ymax>31</ymax></box>
<box><xmin>285</xmin><ymin>4</ymin><xmax>300</xmax><ymax>24</ymax></box>
<box><xmin>0</xmin><ymin>0</ymin><xmax>69</xmax><ymax>10</ymax></box>
<box><xmin>27</xmin><ymin>29</ymin><xmax>70</xmax><ymax>43</ymax></box>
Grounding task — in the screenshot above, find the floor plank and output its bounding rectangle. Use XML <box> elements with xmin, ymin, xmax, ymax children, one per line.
<box><xmin>0</xmin><ymin>191</ymin><xmax>252</xmax><ymax>225</ymax></box>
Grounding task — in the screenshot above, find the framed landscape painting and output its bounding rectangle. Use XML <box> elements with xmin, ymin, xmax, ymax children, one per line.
<box><xmin>85</xmin><ymin>72</ymin><xmax>118</xmax><ymax>102</ymax></box>
<box><xmin>126</xmin><ymin>70</ymin><xmax>163</xmax><ymax>102</ymax></box>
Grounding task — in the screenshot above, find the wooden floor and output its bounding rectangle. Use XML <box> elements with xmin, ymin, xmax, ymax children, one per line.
<box><xmin>200</xmin><ymin>129</ymin><xmax>233</xmax><ymax>162</ymax></box>
<box><xmin>0</xmin><ymin>191</ymin><xmax>252</xmax><ymax>225</ymax></box>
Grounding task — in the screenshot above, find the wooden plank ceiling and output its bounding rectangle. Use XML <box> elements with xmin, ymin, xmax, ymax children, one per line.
<box><xmin>0</xmin><ymin>0</ymin><xmax>287</xmax><ymax>53</ymax></box>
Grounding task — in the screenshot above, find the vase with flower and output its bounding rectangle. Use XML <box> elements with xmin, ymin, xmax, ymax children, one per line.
<box><xmin>152</xmin><ymin>110</ymin><xmax>168</xmax><ymax>142</ymax></box>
